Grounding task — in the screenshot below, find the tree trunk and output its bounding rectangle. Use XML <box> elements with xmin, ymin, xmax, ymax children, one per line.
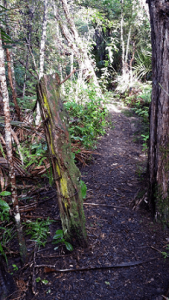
<box><xmin>37</xmin><ymin>73</ymin><xmax>87</xmax><ymax>247</ymax></box>
<box><xmin>147</xmin><ymin>0</ymin><xmax>169</xmax><ymax>223</ymax></box>
<box><xmin>36</xmin><ymin>0</ymin><xmax>48</xmax><ymax>125</ymax></box>
<box><xmin>55</xmin><ymin>0</ymin><xmax>100</xmax><ymax>90</ymax></box>
<box><xmin>22</xmin><ymin>48</ymin><xmax>29</xmax><ymax>99</ymax></box>
<box><xmin>6</xmin><ymin>48</ymin><xmax>21</xmax><ymax>121</ymax></box>
<box><xmin>120</xmin><ymin>0</ymin><xmax>125</xmax><ymax>79</ymax></box>
<box><xmin>129</xmin><ymin>41</ymin><xmax>136</xmax><ymax>84</ymax></box>
<box><xmin>0</xmin><ymin>30</ymin><xmax>27</xmax><ymax>263</ymax></box>
<box><xmin>3</xmin><ymin>0</ymin><xmax>21</xmax><ymax>120</ymax></box>
<box><xmin>39</xmin><ymin>0</ymin><xmax>48</xmax><ymax>79</ymax></box>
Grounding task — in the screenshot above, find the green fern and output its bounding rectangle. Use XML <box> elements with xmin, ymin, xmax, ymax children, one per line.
<box><xmin>24</xmin><ymin>218</ymin><xmax>53</xmax><ymax>247</ymax></box>
<box><xmin>133</xmin><ymin>50</ymin><xmax>152</xmax><ymax>80</ymax></box>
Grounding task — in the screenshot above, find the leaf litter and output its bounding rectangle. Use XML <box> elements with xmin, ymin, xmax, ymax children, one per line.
<box><xmin>1</xmin><ymin>102</ymin><xmax>169</xmax><ymax>300</ymax></box>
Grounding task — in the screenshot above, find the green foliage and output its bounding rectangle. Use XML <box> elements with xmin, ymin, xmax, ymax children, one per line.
<box><xmin>131</xmin><ymin>86</ymin><xmax>151</xmax><ymax>121</ymax></box>
<box><xmin>80</xmin><ymin>180</ymin><xmax>87</xmax><ymax>199</ymax></box>
<box><xmin>0</xmin><ymin>5</ymin><xmax>15</xmax><ymax>46</ymax></box>
<box><xmin>0</xmin><ymin>226</ymin><xmax>15</xmax><ymax>265</ymax></box>
<box><xmin>122</xmin><ymin>84</ymin><xmax>151</xmax><ymax>151</ymax></box>
<box><xmin>133</xmin><ymin>50</ymin><xmax>152</xmax><ymax>80</ymax></box>
<box><xmin>36</xmin><ymin>277</ymin><xmax>49</xmax><ymax>285</ymax></box>
<box><xmin>64</xmin><ymin>86</ymin><xmax>108</xmax><ymax>149</ymax></box>
<box><xmin>10</xmin><ymin>264</ymin><xmax>19</xmax><ymax>274</ymax></box>
<box><xmin>24</xmin><ymin>218</ymin><xmax>53</xmax><ymax>247</ymax></box>
<box><xmin>53</xmin><ymin>229</ymin><xmax>73</xmax><ymax>251</ymax></box>
<box><xmin>0</xmin><ymin>199</ymin><xmax>10</xmax><ymax>222</ymax></box>
<box><xmin>12</xmin><ymin>264</ymin><xmax>18</xmax><ymax>271</ymax></box>
<box><xmin>17</xmin><ymin>95</ymin><xmax>36</xmax><ymax>110</ymax></box>
<box><xmin>0</xmin><ymin>191</ymin><xmax>13</xmax><ymax>264</ymax></box>
<box><xmin>0</xmin><ymin>243</ymin><xmax>7</xmax><ymax>264</ymax></box>
<box><xmin>14</xmin><ymin>66</ymin><xmax>25</xmax><ymax>92</ymax></box>
<box><xmin>131</xmin><ymin>86</ymin><xmax>151</xmax><ymax>151</ymax></box>
<box><xmin>20</xmin><ymin>140</ymin><xmax>47</xmax><ymax>169</ymax></box>
<box><xmin>18</xmin><ymin>138</ymin><xmax>53</xmax><ymax>183</ymax></box>
<box><xmin>141</xmin><ymin>134</ymin><xmax>149</xmax><ymax>152</ymax></box>
<box><xmin>0</xmin><ymin>191</ymin><xmax>11</xmax><ymax>222</ymax></box>
<box><xmin>161</xmin><ymin>245</ymin><xmax>169</xmax><ymax>259</ymax></box>
<box><xmin>154</xmin><ymin>186</ymin><xmax>169</xmax><ymax>226</ymax></box>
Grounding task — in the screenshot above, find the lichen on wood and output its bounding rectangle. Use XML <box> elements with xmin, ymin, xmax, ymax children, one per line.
<box><xmin>37</xmin><ymin>73</ymin><xmax>87</xmax><ymax>247</ymax></box>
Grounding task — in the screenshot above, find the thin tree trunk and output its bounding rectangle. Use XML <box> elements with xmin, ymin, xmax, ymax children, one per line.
<box><xmin>125</xmin><ymin>28</ymin><xmax>130</xmax><ymax>64</ymax></box>
<box><xmin>125</xmin><ymin>26</ymin><xmax>131</xmax><ymax>66</ymax></box>
<box><xmin>147</xmin><ymin>0</ymin><xmax>169</xmax><ymax>223</ymax></box>
<box><xmin>39</xmin><ymin>0</ymin><xmax>48</xmax><ymax>80</ymax></box>
<box><xmin>58</xmin><ymin>63</ymin><xmax>65</xmax><ymax>95</ymax></box>
<box><xmin>129</xmin><ymin>41</ymin><xmax>136</xmax><ymax>83</ymax></box>
<box><xmin>3</xmin><ymin>0</ymin><xmax>21</xmax><ymax>120</ymax></box>
<box><xmin>36</xmin><ymin>0</ymin><xmax>48</xmax><ymax>125</ymax></box>
<box><xmin>10</xmin><ymin>51</ymin><xmax>16</xmax><ymax>91</ymax></box>
<box><xmin>0</xmin><ymin>31</ymin><xmax>27</xmax><ymax>263</ymax></box>
<box><xmin>37</xmin><ymin>73</ymin><xmax>87</xmax><ymax>247</ymax></box>
<box><xmin>0</xmin><ymin>87</ymin><xmax>3</xmax><ymax>115</ymax></box>
<box><xmin>56</xmin><ymin>0</ymin><xmax>100</xmax><ymax>89</ymax></box>
<box><xmin>120</xmin><ymin>0</ymin><xmax>125</xmax><ymax>79</ymax></box>
<box><xmin>70</xmin><ymin>50</ymin><xmax>74</xmax><ymax>79</ymax></box>
<box><xmin>22</xmin><ymin>49</ymin><xmax>29</xmax><ymax>99</ymax></box>
<box><xmin>26</xmin><ymin>39</ymin><xmax>39</xmax><ymax>78</ymax></box>
<box><xmin>18</xmin><ymin>58</ymin><xmax>37</xmax><ymax>79</ymax></box>
<box><xmin>120</xmin><ymin>2</ymin><xmax>133</xmax><ymax>83</ymax></box>
<box><xmin>54</xmin><ymin>15</ymin><xmax>66</xmax><ymax>95</ymax></box>
<box><xmin>6</xmin><ymin>48</ymin><xmax>21</xmax><ymax>120</ymax></box>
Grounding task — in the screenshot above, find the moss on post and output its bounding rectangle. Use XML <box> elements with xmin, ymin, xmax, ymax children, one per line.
<box><xmin>37</xmin><ymin>73</ymin><xmax>87</xmax><ymax>247</ymax></box>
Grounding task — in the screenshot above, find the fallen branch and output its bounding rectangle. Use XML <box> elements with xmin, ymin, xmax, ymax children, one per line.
<box><xmin>151</xmin><ymin>245</ymin><xmax>162</xmax><ymax>254</ymax></box>
<box><xmin>162</xmin><ymin>296</ymin><xmax>169</xmax><ymax>300</ymax></box>
<box><xmin>21</xmin><ymin>215</ymin><xmax>60</xmax><ymax>221</ymax></box>
<box><xmin>32</xmin><ymin>244</ymin><xmax>38</xmax><ymax>295</ymax></box>
<box><xmin>18</xmin><ymin>59</ymin><xmax>38</xmax><ymax>79</ymax></box>
<box><xmin>35</xmin><ymin>257</ymin><xmax>158</xmax><ymax>273</ymax></box>
<box><xmin>60</xmin><ymin>68</ymin><xmax>76</xmax><ymax>85</ymax></box>
<box><xmin>83</xmin><ymin>202</ymin><xmax>128</xmax><ymax>209</ymax></box>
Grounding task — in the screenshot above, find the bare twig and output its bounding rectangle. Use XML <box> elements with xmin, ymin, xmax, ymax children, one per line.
<box><xmin>35</xmin><ymin>257</ymin><xmax>158</xmax><ymax>273</ymax></box>
<box><xmin>83</xmin><ymin>202</ymin><xmax>128</xmax><ymax>209</ymax></box>
<box><xmin>18</xmin><ymin>59</ymin><xmax>37</xmax><ymax>79</ymax></box>
<box><xmin>60</xmin><ymin>68</ymin><xmax>76</xmax><ymax>85</ymax></box>
<box><xmin>151</xmin><ymin>245</ymin><xmax>162</xmax><ymax>254</ymax></box>
<box><xmin>11</xmin><ymin>129</ymin><xmax>24</xmax><ymax>164</ymax></box>
<box><xmin>32</xmin><ymin>244</ymin><xmax>38</xmax><ymax>295</ymax></box>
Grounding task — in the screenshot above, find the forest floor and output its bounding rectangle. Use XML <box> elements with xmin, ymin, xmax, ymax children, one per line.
<box><xmin>6</xmin><ymin>100</ymin><xmax>169</xmax><ymax>300</ymax></box>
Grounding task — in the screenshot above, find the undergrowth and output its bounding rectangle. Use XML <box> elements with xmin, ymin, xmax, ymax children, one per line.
<box><xmin>20</xmin><ymin>139</ymin><xmax>48</xmax><ymax>169</ymax></box>
<box><xmin>64</xmin><ymin>83</ymin><xmax>108</xmax><ymax>149</ymax></box>
<box><xmin>24</xmin><ymin>218</ymin><xmax>53</xmax><ymax>247</ymax></box>
<box><xmin>0</xmin><ymin>191</ymin><xmax>14</xmax><ymax>264</ymax></box>
<box><xmin>64</xmin><ymin>100</ymin><xmax>107</xmax><ymax>148</ymax></box>
<box><xmin>0</xmin><ymin>83</ymin><xmax>108</xmax><ymax>267</ymax></box>
<box><xmin>121</xmin><ymin>83</ymin><xmax>151</xmax><ymax>151</ymax></box>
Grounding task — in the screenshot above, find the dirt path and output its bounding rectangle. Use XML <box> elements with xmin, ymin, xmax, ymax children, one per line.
<box><xmin>17</xmin><ymin>103</ymin><xmax>169</xmax><ymax>299</ymax></box>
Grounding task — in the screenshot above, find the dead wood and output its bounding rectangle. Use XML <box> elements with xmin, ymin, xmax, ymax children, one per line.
<box><xmin>83</xmin><ymin>202</ymin><xmax>129</xmax><ymax>209</ymax></box>
<box><xmin>34</xmin><ymin>257</ymin><xmax>158</xmax><ymax>273</ymax></box>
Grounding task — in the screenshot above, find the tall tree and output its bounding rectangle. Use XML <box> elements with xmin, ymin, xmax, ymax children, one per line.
<box><xmin>3</xmin><ymin>0</ymin><xmax>21</xmax><ymax>120</ymax></box>
<box><xmin>54</xmin><ymin>0</ymin><xmax>100</xmax><ymax>89</ymax></box>
<box><xmin>147</xmin><ymin>0</ymin><xmax>169</xmax><ymax>223</ymax></box>
<box><xmin>0</xmin><ymin>29</ymin><xmax>27</xmax><ymax>263</ymax></box>
<box><xmin>36</xmin><ymin>0</ymin><xmax>48</xmax><ymax>125</ymax></box>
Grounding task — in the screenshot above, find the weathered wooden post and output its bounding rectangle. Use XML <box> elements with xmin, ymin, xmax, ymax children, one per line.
<box><xmin>37</xmin><ymin>73</ymin><xmax>87</xmax><ymax>247</ymax></box>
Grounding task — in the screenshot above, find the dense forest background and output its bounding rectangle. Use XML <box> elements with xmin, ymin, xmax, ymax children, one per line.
<box><xmin>2</xmin><ymin>1</ymin><xmax>169</xmax><ymax>298</ymax></box>
<box><xmin>1</xmin><ymin>0</ymin><xmax>151</xmax><ymax>102</ymax></box>
<box><xmin>0</xmin><ymin>0</ymin><xmax>153</xmax><ymax>260</ymax></box>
